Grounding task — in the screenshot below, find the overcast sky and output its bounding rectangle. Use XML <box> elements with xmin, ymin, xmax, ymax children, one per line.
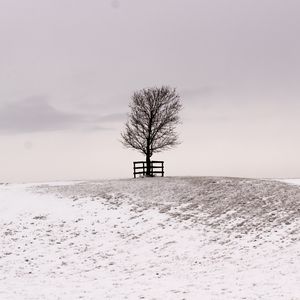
<box><xmin>1</xmin><ymin>0</ymin><xmax>300</xmax><ymax>182</ymax></box>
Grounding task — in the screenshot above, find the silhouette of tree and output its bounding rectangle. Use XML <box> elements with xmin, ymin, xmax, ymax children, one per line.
<box><xmin>121</xmin><ymin>86</ymin><xmax>182</xmax><ymax>176</ymax></box>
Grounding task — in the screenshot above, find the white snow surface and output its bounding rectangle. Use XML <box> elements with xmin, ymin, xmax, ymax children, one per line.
<box><xmin>277</xmin><ymin>178</ymin><xmax>300</xmax><ymax>186</ymax></box>
<box><xmin>0</xmin><ymin>177</ymin><xmax>299</xmax><ymax>299</ymax></box>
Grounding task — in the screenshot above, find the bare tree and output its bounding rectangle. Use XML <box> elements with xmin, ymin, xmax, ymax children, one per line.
<box><xmin>121</xmin><ymin>86</ymin><xmax>182</xmax><ymax>176</ymax></box>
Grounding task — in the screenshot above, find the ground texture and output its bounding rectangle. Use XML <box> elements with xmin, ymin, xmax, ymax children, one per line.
<box><xmin>0</xmin><ymin>177</ymin><xmax>300</xmax><ymax>299</ymax></box>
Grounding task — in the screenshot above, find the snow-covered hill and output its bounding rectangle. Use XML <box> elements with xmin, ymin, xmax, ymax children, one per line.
<box><xmin>0</xmin><ymin>177</ymin><xmax>299</xmax><ymax>299</ymax></box>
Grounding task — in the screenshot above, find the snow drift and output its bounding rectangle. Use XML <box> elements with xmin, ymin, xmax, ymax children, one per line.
<box><xmin>0</xmin><ymin>177</ymin><xmax>299</xmax><ymax>299</ymax></box>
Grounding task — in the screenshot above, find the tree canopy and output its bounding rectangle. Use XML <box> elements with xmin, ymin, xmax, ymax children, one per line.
<box><xmin>121</xmin><ymin>86</ymin><xmax>182</xmax><ymax>175</ymax></box>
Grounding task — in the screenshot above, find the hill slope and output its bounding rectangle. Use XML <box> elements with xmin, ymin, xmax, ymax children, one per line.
<box><xmin>0</xmin><ymin>177</ymin><xmax>299</xmax><ymax>299</ymax></box>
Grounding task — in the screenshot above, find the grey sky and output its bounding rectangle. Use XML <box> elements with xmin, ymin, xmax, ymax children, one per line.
<box><xmin>1</xmin><ymin>0</ymin><xmax>300</xmax><ymax>181</ymax></box>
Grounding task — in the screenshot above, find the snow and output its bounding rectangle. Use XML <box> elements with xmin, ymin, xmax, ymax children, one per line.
<box><xmin>277</xmin><ymin>178</ymin><xmax>300</xmax><ymax>186</ymax></box>
<box><xmin>0</xmin><ymin>177</ymin><xmax>299</xmax><ymax>299</ymax></box>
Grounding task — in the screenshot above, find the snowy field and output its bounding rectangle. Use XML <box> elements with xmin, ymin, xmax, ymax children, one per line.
<box><xmin>0</xmin><ymin>177</ymin><xmax>300</xmax><ymax>299</ymax></box>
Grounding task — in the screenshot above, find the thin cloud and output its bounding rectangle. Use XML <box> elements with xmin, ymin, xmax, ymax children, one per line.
<box><xmin>180</xmin><ymin>86</ymin><xmax>218</xmax><ymax>101</ymax></box>
<box><xmin>97</xmin><ymin>113</ymin><xmax>127</xmax><ymax>123</ymax></box>
<box><xmin>0</xmin><ymin>97</ymin><xmax>83</xmax><ymax>133</ymax></box>
<box><xmin>0</xmin><ymin>97</ymin><xmax>127</xmax><ymax>134</ymax></box>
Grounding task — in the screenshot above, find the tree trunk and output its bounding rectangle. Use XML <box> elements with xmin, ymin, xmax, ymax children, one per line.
<box><xmin>146</xmin><ymin>154</ymin><xmax>151</xmax><ymax>176</ymax></box>
<box><xmin>146</xmin><ymin>141</ymin><xmax>151</xmax><ymax>176</ymax></box>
